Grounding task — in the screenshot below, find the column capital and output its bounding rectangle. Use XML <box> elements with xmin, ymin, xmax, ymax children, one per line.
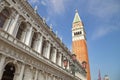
<box><xmin>13</xmin><ymin>59</ymin><xmax>17</xmax><ymax>64</ymax></box>
<box><xmin>1</xmin><ymin>55</ymin><xmax>6</xmax><ymax>58</ymax></box>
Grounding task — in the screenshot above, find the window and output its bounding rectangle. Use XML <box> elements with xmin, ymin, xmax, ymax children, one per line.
<box><xmin>79</xmin><ymin>31</ymin><xmax>82</xmax><ymax>34</ymax></box>
<box><xmin>0</xmin><ymin>8</ymin><xmax>10</xmax><ymax>28</ymax></box>
<box><xmin>82</xmin><ymin>61</ymin><xmax>87</xmax><ymax>69</ymax></box>
<box><xmin>31</xmin><ymin>32</ymin><xmax>38</xmax><ymax>48</ymax></box>
<box><xmin>12</xmin><ymin>0</ymin><xmax>16</xmax><ymax>3</ymax></box>
<box><xmin>74</xmin><ymin>31</ymin><xmax>82</xmax><ymax>36</ymax></box>
<box><xmin>41</xmin><ymin>39</ymin><xmax>47</xmax><ymax>56</ymax></box>
<box><xmin>49</xmin><ymin>47</ymin><xmax>54</xmax><ymax>61</ymax></box>
<box><xmin>16</xmin><ymin>22</ymin><xmax>26</xmax><ymax>40</ymax></box>
<box><xmin>56</xmin><ymin>53</ymin><xmax>59</xmax><ymax>64</ymax></box>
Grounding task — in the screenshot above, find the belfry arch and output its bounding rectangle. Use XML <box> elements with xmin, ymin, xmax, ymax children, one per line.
<box><xmin>1</xmin><ymin>62</ymin><xmax>16</xmax><ymax>80</ymax></box>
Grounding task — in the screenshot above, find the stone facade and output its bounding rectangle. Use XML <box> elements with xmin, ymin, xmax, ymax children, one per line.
<box><xmin>0</xmin><ymin>0</ymin><xmax>86</xmax><ymax>80</ymax></box>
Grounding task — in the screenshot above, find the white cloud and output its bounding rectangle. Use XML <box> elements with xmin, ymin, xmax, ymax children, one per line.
<box><xmin>87</xmin><ymin>0</ymin><xmax>120</xmax><ymax>40</ymax></box>
<box><xmin>87</xmin><ymin>0</ymin><xmax>120</xmax><ymax>18</ymax></box>
<box><xmin>41</xmin><ymin>0</ymin><xmax>46</xmax><ymax>6</ymax></box>
<box><xmin>48</xmin><ymin>0</ymin><xmax>65</xmax><ymax>14</ymax></box>
<box><xmin>29</xmin><ymin>0</ymin><xmax>69</xmax><ymax>15</ymax></box>
<box><xmin>92</xmin><ymin>25</ymin><xmax>119</xmax><ymax>40</ymax></box>
<box><xmin>40</xmin><ymin>0</ymin><xmax>69</xmax><ymax>15</ymax></box>
<box><xmin>28</xmin><ymin>0</ymin><xmax>39</xmax><ymax>4</ymax></box>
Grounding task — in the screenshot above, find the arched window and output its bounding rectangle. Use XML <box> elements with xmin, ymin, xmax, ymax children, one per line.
<box><xmin>0</xmin><ymin>8</ymin><xmax>10</xmax><ymax>28</ymax></box>
<box><xmin>1</xmin><ymin>63</ymin><xmax>15</xmax><ymax>80</ymax></box>
<box><xmin>16</xmin><ymin>22</ymin><xmax>26</xmax><ymax>40</ymax></box>
<box><xmin>82</xmin><ymin>61</ymin><xmax>87</xmax><ymax>69</ymax></box>
<box><xmin>49</xmin><ymin>47</ymin><xmax>54</xmax><ymax>61</ymax></box>
<box><xmin>41</xmin><ymin>39</ymin><xmax>47</xmax><ymax>57</ymax></box>
<box><xmin>31</xmin><ymin>31</ymin><xmax>38</xmax><ymax>49</ymax></box>
<box><xmin>56</xmin><ymin>53</ymin><xmax>59</xmax><ymax>64</ymax></box>
<box><xmin>74</xmin><ymin>31</ymin><xmax>82</xmax><ymax>36</ymax></box>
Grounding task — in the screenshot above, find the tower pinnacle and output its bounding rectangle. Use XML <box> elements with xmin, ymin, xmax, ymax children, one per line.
<box><xmin>73</xmin><ymin>9</ymin><xmax>81</xmax><ymax>23</ymax></box>
<box><xmin>98</xmin><ymin>69</ymin><xmax>101</xmax><ymax>80</ymax></box>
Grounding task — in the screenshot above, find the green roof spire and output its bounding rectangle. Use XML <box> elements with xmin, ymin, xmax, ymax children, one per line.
<box><xmin>73</xmin><ymin>9</ymin><xmax>81</xmax><ymax>23</ymax></box>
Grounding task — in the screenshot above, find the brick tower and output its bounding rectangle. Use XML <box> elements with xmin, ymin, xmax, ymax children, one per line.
<box><xmin>72</xmin><ymin>10</ymin><xmax>91</xmax><ymax>80</ymax></box>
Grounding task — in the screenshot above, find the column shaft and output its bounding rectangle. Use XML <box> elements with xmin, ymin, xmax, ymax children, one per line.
<box><xmin>34</xmin><ymin>69</ymin><xmax>38</xmax><ymax>80</ymax></box>
<box><xmin>21</xmin><ymin>30</ymin><xmax>27</xmax><ymax>42</ymax></box>
<box><xmin>25</xmin><ymin>26</ymin><xmax>33</xmax><ymax>46</ymax></box>
<box><xmin>18</xmin><ymin>64</ymin><xmax>25</xmax><ymax>80</ymax></box>
<box><xmin>28</xmin><ymin>29</ymin><xmax>34</xmax><ymax>47</ymax></box>
<box><xmin>4</xmin><ymin>18</ymin><xmax>12</xmax><ymax>31</ymax></box>
<box><xmin>67</xmin><ymin>61</ymin><xmax>70</xmax><ymax>70</ymax></box>
<box><xmin>0</xmin><ymin>55</ymin><xmax>6</xmax><ymax>80</ymax></box>
<box><xmin>9</xmin><ymin>14</ymin><xmax>19</xmax><ymax>35</ymax></box>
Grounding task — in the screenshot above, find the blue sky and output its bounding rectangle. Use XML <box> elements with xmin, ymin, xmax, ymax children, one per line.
<box><xmin>28</xmin><ymin>0</ymin><xmax>120</xmax><ymax>80</ymax></box>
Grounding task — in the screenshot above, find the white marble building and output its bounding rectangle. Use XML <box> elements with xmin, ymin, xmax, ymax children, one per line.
<box><xmin>0</xmin><ymin>0</ymin><xmax>86</xmax><ymax>80</ymax></box>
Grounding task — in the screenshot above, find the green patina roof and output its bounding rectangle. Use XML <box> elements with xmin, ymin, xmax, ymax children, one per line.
<box><xmin>73</xmin><ymin>10</ymin><xmax>81</xmax><ymax>23</ymax></box>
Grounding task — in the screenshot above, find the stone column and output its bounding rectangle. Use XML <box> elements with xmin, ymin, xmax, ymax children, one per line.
<box><xmin>17</xmin><ymin>64</ymin><xmax>25</xmax><ymax>80</ymax></box>
<box><xmin>53</xmin><ymin>76</ymin><xmax>56</xmax><ymax>80</ymax></box>
<box><xmin>22</xmin><ymin>30</ymin><xmax>27</xmax><ymax>43</ymax></box>
<box><xmin>25</xmin><ymin>26</ymin><xmax>33</xmax><ymax>46</ymax></box>
<box><xmin>4</xmin><ymin>17</ymin><xmax>12</xmax><ymax>31</ymax></box>
<box><xmin>53</xmin><ymin>48</ymin><xmax>57</xmax><ymax>63</ymax></box>
<box><xmin>34</xmin><ymin>69</ymin><xmax>38</xmax><ymax>80</ymax></box>
<box><xmin>9</xmin><ymin>14</ymin><xmax>19</xmax><ymax>35</ymax></box>
<box><xmin>46</xmin><ymin>42</ymin><xmax>51</xmax><ymax>59</ymax></box>
<box><xmin>67</xmin><ymin>60</ymin><xmax>70</xmax><ymax>70</ymax></box>
<box><xmin>49</xmin><ymin>75</ymin><xmax>52</xmax><ymax>80</ymax></box>
<box><xmin>0</xmin><ymin>55</ymin><xmax>6</xmax><ymax>80</ymax></box>
<box><xmin>37</xmin><ymin>35</ymin><xmax>43</xmax><ymax>54</ymax></box>
<box><xmin>46</xmin><ymin>74</ymin><xmax>49</xmax><ymax>80</ymax></box>
<box><xmin>41</xmin><ymin>71</ymin><xmax>46</xmax><ymax>80</ymax></box>
<box><xmin>29</xmin><ymin>29</ymin><xmax>34</xmax><ymax>47</ymax></box>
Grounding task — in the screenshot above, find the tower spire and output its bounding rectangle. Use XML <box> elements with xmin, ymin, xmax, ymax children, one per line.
<box><xmin>73</xmin><ymin>9</ymin><xmax>81</xmax><ymax>23</ymax></box>
<box><xmin>98</xmin><ymin>69</ymin><xmax>101</xmax><ymax>80</ymax></box>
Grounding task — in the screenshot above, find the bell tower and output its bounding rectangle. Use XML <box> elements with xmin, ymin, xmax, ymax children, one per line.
<box><xmin>72</xmin><ymin>10</ymin><xmax>91</xmax><ymax>80</ymax></box>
